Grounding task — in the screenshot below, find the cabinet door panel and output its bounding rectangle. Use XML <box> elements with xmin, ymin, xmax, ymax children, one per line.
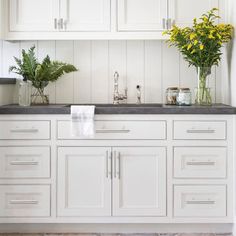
<box><xmin>169</xmin><ymin>0</ymin><xmax>219</xmax><ymax>27</ymax></box>
<box><xmin>61</xmin><ymin>0</ymin><xmax>111</xmax><ymax>31</ymax></box>
<box><xmin>9</xmin><ymin>0</ymin><xmax>59</xmax><ymax>31</ymax></box>
<box><xmin>57</xmin><ymin>147</ymin><xmax>111</xmax><ymax>216</ymax></box>
<box><xmin>118</xmin><ymin>0</ymin><xmax>168</xmax><ymax>31</ymax></box>
<box><xmin>113</xmin><ymin>147</ymin><xmax>166</xmax><ymax>216</ymax></box>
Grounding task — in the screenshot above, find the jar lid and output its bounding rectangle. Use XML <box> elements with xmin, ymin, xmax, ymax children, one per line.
<box><xmin>179</xmin><ymin>87</ymin><xmax>190</xmax><ymax>91</ymax></box>
<box><xmin>166</xmin><ymin>87</ymin><xmax>179</xmax><ymax>91</ymax></box>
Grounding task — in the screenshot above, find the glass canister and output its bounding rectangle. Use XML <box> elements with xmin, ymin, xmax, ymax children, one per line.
<box><xmin>177</xmin><ymin>88</ymin><xmax>192</xmax><ymax>106</ymax></box>
<box><xmin>18</xmin><ymin>80</ymin><xmax>32</xmax><ymax>106</ymax></box>
<box><xmin>165</xmin><ymin>87</ymin><xmax>179</xmax><ymax>105</ymax></box>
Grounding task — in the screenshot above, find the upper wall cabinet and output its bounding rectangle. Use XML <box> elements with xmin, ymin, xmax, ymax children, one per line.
<box><xmin>9</xmin><ymin>0</ymin><xmax>59</xmax><ymax>31</ymax></box>
<box><xmin>60</xmin><ymin>0</ymin><xmax>111</xmax><ymax>31</ymax></box>
<box><xmin>168</xmin><ymin>0</ymin><xmax>219</xmax><ymax>27</ymax></box>
<box><xmin>4</xmin><ymin>0</ymin><xmax>219</xmax><ymax>40</ymax></box>
<box><xmin>117</xmin><ymin>0</ymin><xmax>168</xmax><ymax>31</ymax></box>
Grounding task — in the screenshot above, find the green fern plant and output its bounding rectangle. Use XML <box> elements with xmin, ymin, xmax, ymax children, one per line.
<box><xmin>9</xmin><ymin>46</ymin><xmax>78</xmax><ymax>104</ymax></box>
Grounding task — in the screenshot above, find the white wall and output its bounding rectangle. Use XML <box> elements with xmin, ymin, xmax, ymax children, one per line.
<box><xmin>0</xmin><ymin>39</ymin><xmax>224</xmax><ymax>105</ymax></box>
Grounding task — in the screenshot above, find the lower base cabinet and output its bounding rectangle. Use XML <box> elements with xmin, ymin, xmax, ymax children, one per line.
<box><xmin>57</xmin><ymin>146</ymin><xmax>166</xmax><ymax>217</ymax></box>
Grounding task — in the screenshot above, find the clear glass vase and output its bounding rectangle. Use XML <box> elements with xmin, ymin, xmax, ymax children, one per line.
<box><xmin>31</xmin><ymin>87</ymin><xmax>49</xmax><ymax>105</ymax></box>
<box><xmin>195</xmin><ymin>67</ymin><xmax>212</xmax><ymax>106</ymax></box>
<box><xmin>18</xmin><ymin>80</ymin><xmax>32</xmax><ymax>106</ymax></box>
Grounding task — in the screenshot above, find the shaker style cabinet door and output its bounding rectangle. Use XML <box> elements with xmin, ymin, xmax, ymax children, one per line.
<box><xmin>9</xmin><ymin>0</ymin><xmax>59</xmax><ymax>31</ymax></box>
<box><xmin>57</xmin><ymin>147</ymin><xmax>111</xmax><ymax>217</ymax></box>
<box><xmin>112</xmin><ymin>147</ymin><xmax>166</xmax><ymax>216</ymax></box>
<box><xmin>169</xmin><ymin>0</ymin><xmax>219</xmax><ymax>27</ymax></box>
<box><xmin>117</xmin><ymin>0</ymin><xmax>168</xmax><ymax>31</ymax></box>
<box><xmin>60</xmin><ymin>0</ymin><xmax>111</xmax><ymax>31</ymax></box>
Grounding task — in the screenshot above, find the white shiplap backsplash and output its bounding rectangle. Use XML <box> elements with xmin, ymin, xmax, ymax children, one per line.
<box><xmin>0</xmin><ymin>40</ymin><xmax>226</xmax><ymax>105</ymax></box>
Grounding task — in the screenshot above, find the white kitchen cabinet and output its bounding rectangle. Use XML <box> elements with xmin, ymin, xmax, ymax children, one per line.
<box><xmin>113</xmin><ymin>147</ymin><xmax>166</xmax><ymax>216</ymax></box>
<box><xmin>169</xmin><ymin>0</ymin><xmax>219</xmax><ymax>27</ymax></box>
<box><xmin>57</xmin><ymin>147</ymin><xmax>111</xmax><ymax>216</ymax></box>
<box><xmin>9</xmin><ymin>0</ymin><xmax>59</xmax><ymax>31</ymax></box>
<box><xmin>60</xmin><ymin>0</ymin><xmax>111</xmax><ymax>31</ymax></box>
<box><xmin>117</xmin><ymin>0</ymin><xmax>168</xmax><ymax>31</ymax></box>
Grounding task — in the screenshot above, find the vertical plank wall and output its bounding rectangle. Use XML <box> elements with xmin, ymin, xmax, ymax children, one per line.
<box><xmin>0</xmin><ymin>40</ymin><xmax>224</xmax><ymax>104</ymax></box>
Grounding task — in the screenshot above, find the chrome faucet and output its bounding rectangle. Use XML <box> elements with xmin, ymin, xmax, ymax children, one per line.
<box><xmin>113</xmin><ymin>71</ymin><xmax>128</xmax><ymax>104</ymax></box>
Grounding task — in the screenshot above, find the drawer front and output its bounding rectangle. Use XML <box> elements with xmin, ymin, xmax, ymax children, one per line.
<box><xmin>0</xmin><ymin>121</ymin><xmax>50</xmax><ymax>140</ymax></box>
<box><xmin>57</xmin><ymin>120</ymin><xmax>166</xmax><ymax>140</ymax></box>
<box><xmin>173</xmin><ymin>121</ymin><xmax>226</xmax><ymax>140</ymax></box>
<box><xmin>0</xmin><ymin>185</ymin><xmax>50</xmax><ymax>217</ymax></box>
<box><xmin>173</xmin><ymin>147</ymin><xmax>227</xmax><ymax>178</ymax></box>
<box><xmin>174</xmin><ymin>185</ymin><xmax>226</xmax><ymax>217</ymax></box>
<box><xmin>0</xmin><ymin>146</ymin><xmax>50</xmax><ymax>178</ymax></box>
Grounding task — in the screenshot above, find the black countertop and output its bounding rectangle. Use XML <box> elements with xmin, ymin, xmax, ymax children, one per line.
<box><xmin>0</xmin><ymin>103</ymin><xmax>235</xmax><ymax>115</ymax></box>
<box><xmin>0</xmin><ymin>78</ymin><xmax>16</xmax><ymax>84</ymax></box>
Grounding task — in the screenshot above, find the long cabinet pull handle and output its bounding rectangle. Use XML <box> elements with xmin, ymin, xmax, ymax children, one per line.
<box><xmin>118</xmin><ymin>152</ymin><xmax>121</xmax><ymax>179</ymax></box>
<box><xmin>60</xmin><ymin>18</ymin><xmax>64</xmax><ymax>30</ymax></box>
<box><xmin>114</xmin><ymin>151</ymin><xmax>117</xmax><ymax>178</ymax></box>
<box><xmin>186</xmin><ymin>200</ymin><xmax>215</xmax><ymax>205</ymax></box>
<box><xmin>96</xmin><ymin>129</ymin><xmax>130</xmax><ymax>134</ymax></box>
<box><xmin>10</xmin><ymin>129</ymin><xmax>39</xmax><ymax>133</ymax></box>
<box><xmin>10</xmin><ymin>160</ymin><xmax>39</xmax><ymax>166</ymax></box>
<box><xmin>162</xmin><ymin>18</ymin><xmax>166</xmax><ymax>29</ymax></box>
<box><xmin>186</xmin><ymin>161</ymin><xmax>215</xmax><ymax>166</ymax></box>
<box><xmin>54</xmin><ymin>18</ymin><xmax>57</xmax><ymax>29</ymax></box>
<box><xmin>106</xmin><ymin>151</ymin><xmax>109</xmax><ymax>178</ymax></box>
<box><xmin>186</xmin><ymin>129</ymin><xmax>215</xmax><ymax>134</ymax></box>
<box><xmin>9</xmin><ymin>200</ymin><xmax>39</xmax><ymax>205</ymax></box>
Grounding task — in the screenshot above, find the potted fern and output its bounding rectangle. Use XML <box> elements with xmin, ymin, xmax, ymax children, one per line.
<box><xmin>9</xmin><ymin>46</ymin><xmax>77</xmax><ymax>104</ymax></box>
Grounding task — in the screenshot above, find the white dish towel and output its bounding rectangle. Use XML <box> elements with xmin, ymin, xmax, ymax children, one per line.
<box><xmin>71</xmin><ymin>105</ymin><xmax>95</xmax><ymax>138</ymax></box>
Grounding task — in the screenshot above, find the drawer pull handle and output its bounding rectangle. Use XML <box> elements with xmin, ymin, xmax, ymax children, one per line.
<box><xmin>10</xmin><ymin>129</ymin><xmax>39</xmax><ymax>133</ymax></box>
<box><xmin>10</xmin><ymin>161</ymin><xmax>39</xmax><ymax>166</ymax></box>
<box><xmin>9</xmin><ymin>200</ymin><xmax>39</xmax><ymax>205</ymax></box>
<box><xmin>186</xmin><ymin>129</ymin><xmax>215</xmax><ymax>134</ymax></box>
<box><xmin>186</xmin><ymin>200</ymin><xmax>215</xmax><ymax>205</ymax></box>
<box><xmin>96</xmin><ymin>129</ymin><xmax>130</xmax><ymax>134</ymax></box>
<box><xmin>186</xmin><ymin>161</ymin><xmax>215</xmax><ymax>166</ymax></box>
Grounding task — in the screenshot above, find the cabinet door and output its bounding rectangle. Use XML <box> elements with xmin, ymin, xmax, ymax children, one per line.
<box><xmin>9</xmin><ymin>0</ymin><xmax>59</xmax><ymax>31</ymax></box>
<box><xmin>57</xmin><ymin>147</ymin><xmax>111</xmax><ymax>216</ymax></box>
<box><xmin>60</xmin><ymin>0</ymin><xmax>111</xmax><ymax>31</ymax></box>
<box><xmin>169</xmin><ymin>0</ymin><xmax>219</xmax><ymax>27</ymax></box>
<box><xmin>113</xmin><ymin>147</ymin><xmax>166</xmax><ymax>216</ymax></box>
<box><xmin>117</xmin><ymin>0</ymin><xmax>168</xmax><ymax>31</ymax></box>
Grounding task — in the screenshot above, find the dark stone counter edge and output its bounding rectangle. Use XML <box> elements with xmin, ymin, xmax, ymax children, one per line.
<box><xmin>0</xmin><ymin>78</ymin><xmax>16</xmax><ymax>85</ymax></box>
<box><xmin>0</xmin><ymin>107</ymin><xmax>235</xmax><ymax>115</ymax></box>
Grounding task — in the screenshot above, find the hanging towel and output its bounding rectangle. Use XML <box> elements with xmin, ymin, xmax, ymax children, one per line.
<box><xmin>71</xmin><ymin>105</ymin><xmax>95</xmax><ymax>138</ymax></box>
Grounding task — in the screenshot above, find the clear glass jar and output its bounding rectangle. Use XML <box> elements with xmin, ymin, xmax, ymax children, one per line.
<box><xmin>18</xmin><ymin>80</ymin><xmax>32</xmax><ymax>106</ymax></box>
<box><xmin>177</xmin><ymin>88</ymin><xmax>192</xmax><ymax>106</ymax></box>
<box><xmin>165</xmin><ymin>87</ymin><xmax>179</xmax><ymax>105</ymax></box>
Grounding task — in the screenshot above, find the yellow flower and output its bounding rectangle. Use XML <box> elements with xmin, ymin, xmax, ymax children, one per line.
<box><xmin>200</xmin><ymin>44</ymin><xmax>204</xmax><ymax>50</ymax></box>
<box><xmin>194</xmin><ymin>40</ymin><xmax>198</xmax><ymax>45</ymax></box>
<box><xmin>190</xmin><ymin>33</ymin><xmax>196</xmax><ymax>40</ymax></box>
<box><xmin>208</xmin><ymin>34</ymin><xmax>215</xmax><ymax>39</ymax></box>
<box><xmin>187</xmin><ymin>44</ymin><xmax>192</xmax><ymax>50</ymax></box>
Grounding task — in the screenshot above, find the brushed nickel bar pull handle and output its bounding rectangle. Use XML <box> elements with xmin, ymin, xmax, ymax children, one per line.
<box><xmin>96</xmin><ymin>129</ymin><xmax>130</xmax><ymax>134</ymax></box>
<box><xmin>118</xmin><ymin>152</ymin><xmax>121</xmax><ymax>179</ymax></box>
<box><xmin>162</xmin><ymin>18</ymin><xmax>166</xmax><ymax>29</ymax></box>
<box><xmin>167</xmin><ymin>18</ymin><xmax>172</xmax><ymax>29</ymax></box>
<box><xmin>186</xmin><ymin>129</ymin><xmax>215</xmax><ymax>134</ymax></box>
<box><xmin>114</xmin><ymin>151</ymin><xmax>117</xmax><ymax>178</ymax></box>
<box><xmin>9</xmin><ymin>200</ymin><xmax>39</xmax><ymax>205</ymax></box>
<box><xmin>10</xmin><ymin>160</ymin><xmax>39</xmax><ymax>166</ymax></box>
<box><xmin>186</xmin><ymin>200</ymin><xmax>215</xmax><ymax>205</ymax></box>
<box><xmin>10</xmin><ymin>128</ymin><xmax>39</xmax><ymax>133</ymax></box>
<box><xmin>106</xmin><ymin>151</ymin><xmax>109</xmax><ymax>178</ymax></box>
<box><xmin>60</xmin><ymin>18</ymin><xmax>64</xmax><ymax>30</ymax></box>
<box><xmin>186</xmin><ymin>161</ymin><xmax>215</xmax><ymax>166</ymax></box>
<box><xmin>54</xmin><ymin>18</ymin><xmax>58</xmax><ymax>29</ymax></box>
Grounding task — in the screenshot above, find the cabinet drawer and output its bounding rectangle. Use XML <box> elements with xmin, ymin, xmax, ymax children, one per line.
<box><xmin>174</xmin><ymin>185</ymin><xmax>226</xmax><ymax>217</ymax></box>
<box><xmin>0</xmin><ymin>146</ymin><xmax>50</xmax><ymax>179</ymax></box>
<box><xmin>0</xmin><ymin>121</ymin><xmax>50</xmax><ymax>140</ymax></box>
<box><xmin>0</xmin><ymin>185</ymin><xmax>50</xmax><ymax>217</ymax></box>
<box><xmin>173</xmin><ymin>147</ymin><xmax>227</xmax><ymax>178</ymax></box>
<box><xmin>173</xmin><ymin>121</ymin><xmax>226</xmax><ymax>140</ymax></box>
<box><xmin>57</xmin><ymin>120</ymin><xmax>166</xmax><ymax>140</ymax></box>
